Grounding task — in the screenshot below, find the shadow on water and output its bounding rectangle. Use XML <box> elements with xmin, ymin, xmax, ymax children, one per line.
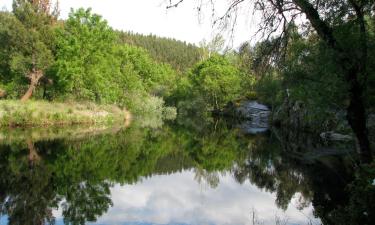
<box><xmin>0</xmin><ymin>115</ymin><xmax>373</xmax><ymax>225</ymax></box>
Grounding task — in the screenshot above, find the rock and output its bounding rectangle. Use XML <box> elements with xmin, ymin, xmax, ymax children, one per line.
<box><xmin>320</xmin><ymin>131</ymin><xmax>353</xmax><ymax>141</ymax></box>
<box><xmin>236</xmin><ymin>101</ymin><xmax>271</xmax><ymax>134</ymax></box>
<box><xmin>368</xmin><ymin>114</ymin><xmax>375</xmax><ymax>128</ymax></box>
<box><xmin>236</xmin><ymin>101</ymin><xmax>271</xmax><ymax>120</ymax></box>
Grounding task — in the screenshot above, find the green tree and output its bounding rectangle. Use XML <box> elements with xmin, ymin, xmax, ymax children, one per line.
<box><xmin>190</xmin><ymin>55</ymin><xmax>242</xmax><ymax>110</ymax></box>
<box><xmin>0</xmin><ymin>1</ymin><xmax>55</xmax><ymax>100</ymax></box>
<box><xmin>53</xmin><ymin>8</ymin><xmax>118</xmax><ymax>102</ymax></box>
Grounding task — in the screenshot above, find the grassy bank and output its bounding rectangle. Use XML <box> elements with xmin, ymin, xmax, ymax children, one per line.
<box><xmin>0</xmin><ymin>100</ymin><xmax>131</xmax><ymax>127</ymax></box>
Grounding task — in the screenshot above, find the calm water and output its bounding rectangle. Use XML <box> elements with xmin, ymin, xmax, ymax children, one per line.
<box><xmin>0</xmin><ymin>116</ymin><xmax>359</xmax><ymax>225</ymax></box>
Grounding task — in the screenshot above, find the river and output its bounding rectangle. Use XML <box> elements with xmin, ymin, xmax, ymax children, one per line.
<box><xmin>0</xmin><ymin>115</ymin><xmax>365</xmax><ymax>225</ymax></box>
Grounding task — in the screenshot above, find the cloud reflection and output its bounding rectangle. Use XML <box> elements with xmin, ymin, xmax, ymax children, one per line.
<box><xmin>83</xmin><ymin>170</ymin><xmax>319</xmax><ymax>225</ymax></box>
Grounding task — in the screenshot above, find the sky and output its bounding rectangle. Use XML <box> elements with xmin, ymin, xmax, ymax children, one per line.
<box><xmin>0</xmin><ymin>0</ymin><xmax>257</xmax><ymax>48</ymax></box>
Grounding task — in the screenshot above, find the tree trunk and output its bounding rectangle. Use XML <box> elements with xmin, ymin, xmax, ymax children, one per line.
<box><xmin>21</xmin><ymin>70</ymin><xmax>44</xmax><ymax>102</ymax></box>
<box><xmin>0</xmin><ymin>88</ymin><xmax>6</xmax><ymax>98</ymax></box>
<box><xmin>21</xmin><ymin>85</ymin><xmax>36</xmax><ymax>101</ymax></box>
<box><xmin>346</xmin><ymin>70</ymin><xmax>372</xmax><ymax>164</ymax></box>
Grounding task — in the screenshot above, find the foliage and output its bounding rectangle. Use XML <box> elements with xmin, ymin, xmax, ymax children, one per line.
<box><xmin>0</xmin><ymin>7</ymin><xmax>179</xmax><ymax>119</ymax></box>
<box><xmin>114</xmin><ymin>44</ymin><xmax>178</xmax><ymax>98</ymax></box>
<box><xmin>183</xmin><ymin>55</ymin><xmax>243</xmax><ymax>111</ymax></box>
<box><xmin>0</xmin><ymin>2</ymin><xmax>55</xmax><ymax>98</ymax></box>
<box><xmin>53</xmin><ymin>8</ymin><xmax>118</xmax><ymax>102</ymax></box>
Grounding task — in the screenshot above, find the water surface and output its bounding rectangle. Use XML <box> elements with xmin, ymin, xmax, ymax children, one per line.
<box><xmin>0</xmin><ymin>117</ymin><xmax>357</xmax><ymax>225</ymax></box>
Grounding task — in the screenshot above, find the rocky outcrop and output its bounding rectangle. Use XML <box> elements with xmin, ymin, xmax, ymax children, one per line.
<box><xmin>214</xmin><ymin>101</ymin><xmax>271</xmax><ymax>134</ymax></box>
<box><xmin>236</xmin><ymin>101</ymin><xmax>270</xmax><ymax>119</ymax></box>
<box><xmin>236</xmin><ymin>101</ymin><xmax>271</xmax><ymax>134</ymax></box>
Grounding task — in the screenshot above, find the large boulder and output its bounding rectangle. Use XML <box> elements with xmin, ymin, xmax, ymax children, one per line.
<box><xmin>236</xmin><ymin>101</ymin><xmax>271</xmax><ymax>120</ymax></box>
<box><xmin>236</xmin><ymin>101</ymin><xmax>271</xmax><ymax>134</ymax></box>
<box><xmin>214</xmin><ymin>101</ymin><xmax>271</xmax><ymax>134</ymax></box>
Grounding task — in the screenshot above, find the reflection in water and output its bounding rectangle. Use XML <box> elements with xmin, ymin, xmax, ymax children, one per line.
<box><xmin>89</xmin><ymin>171</ymin><xmax>317</xmax><ymax>225</ymax></box>
<box><xmin>0</xmin><ymin>116</ymin><xmax>373</xmax><ymax>225</ymax></box>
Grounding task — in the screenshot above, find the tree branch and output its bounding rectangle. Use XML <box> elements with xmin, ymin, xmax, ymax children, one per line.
<box><xmin>166</xmin><ymin>0</ymin><xmax>185</xmax><ymax>9</ymax></box>
<box><xmin>293</xmin><ymin>0</ymin><xmax>338</xmax><ymax>50</ymax></box>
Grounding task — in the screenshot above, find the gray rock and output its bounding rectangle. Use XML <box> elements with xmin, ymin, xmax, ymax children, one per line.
<box><xmin>368</xmin><ymin>114</ymin><xmax>375</xmax><ymax>127</ymax></box>
<box><xmin>320</xmin><ymin>131</ymin><xmax>353</xmax><ymax>141</ymax></box>
<box><xmin>236</xmin><ymin>101</ymin><xmax>271</xmax><ymax>119</ymax></box>
<box><xmin>236</xmin><ymin>101</ymin><xmax>271</xmax><ymax>134</ymax></box>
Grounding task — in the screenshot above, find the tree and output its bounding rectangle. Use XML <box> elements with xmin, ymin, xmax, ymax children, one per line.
<box><xmin>53</xmin><ymin>8</ymin><xmax>118</xmax><ymax>102</ymax></box>
<box><xmin>190</xmin><ymin>55</ymin><xmax>242</xmax><ymax>110</ymax></box>
<box><xmin>166</xmin><ymin>0</ymin><xmax>374</xmax><ymax>163</ymax></box>
<box><xmin>0</xmin><ymin>1</ymin><xmax>56</xmax><ymax>101</ymax></box>
<box><xmin>199</xmin><ymin>34</ymin><xmax>226</xmax><ymax>60</ymax></box>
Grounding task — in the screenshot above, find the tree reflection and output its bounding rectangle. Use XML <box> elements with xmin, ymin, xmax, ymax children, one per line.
<box><xmin>61</xmin><ymin>180</ymin><xmax>113</xmax><ymax>225</ymax></box>
<box><xmin>0</xmin><ymin>144</ymin><xmax>58</xmax><ymax>225</ymax></box>
<box><xmin>0</xmin><ymin>123</ymin><xmax>180</xmax><ymax>224</ymax></box>
<box><xmin>233</xmin><ymin>126</ymin><xmax>374</xmax><ymax>225</ymax></box>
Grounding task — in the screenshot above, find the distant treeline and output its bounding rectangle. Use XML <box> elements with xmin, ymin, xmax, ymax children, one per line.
<box><xmin>119</xmin><ymin>32</ymin><xmax>201</xmax><ymax>72</ymax></box>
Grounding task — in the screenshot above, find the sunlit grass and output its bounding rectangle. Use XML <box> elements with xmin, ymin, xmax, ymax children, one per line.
<box><xmin>0</xmin><ymin>100</ymin><xmax>130</xmax><ymax>127</ymax></box>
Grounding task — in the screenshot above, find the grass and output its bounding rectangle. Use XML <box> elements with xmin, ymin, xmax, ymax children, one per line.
<box><xmin>0</xmin><ymin>100</ymin><xmax>131</xmax><ymax>128</ymax></box>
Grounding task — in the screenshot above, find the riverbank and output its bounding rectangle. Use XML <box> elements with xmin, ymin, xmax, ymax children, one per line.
<box><xmin>0</xmin><ymin>100</ymin><xmax>131</xmax><ymax>128</ymax></box>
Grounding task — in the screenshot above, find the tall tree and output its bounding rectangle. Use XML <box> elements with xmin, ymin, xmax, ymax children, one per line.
<box><xmin>53</xmin><ymin>8</ymin><xmax>118</xmax><ymax>102</ymax></box>
<box><xmin>167</xmin><ymin>0</ymin><xmax>374</xmax><ymax>163</ymax></box>
<box><xmin>0</xmin><ymin>0</ymin><xmax>57</xmax><ymax>101</ymax></box>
